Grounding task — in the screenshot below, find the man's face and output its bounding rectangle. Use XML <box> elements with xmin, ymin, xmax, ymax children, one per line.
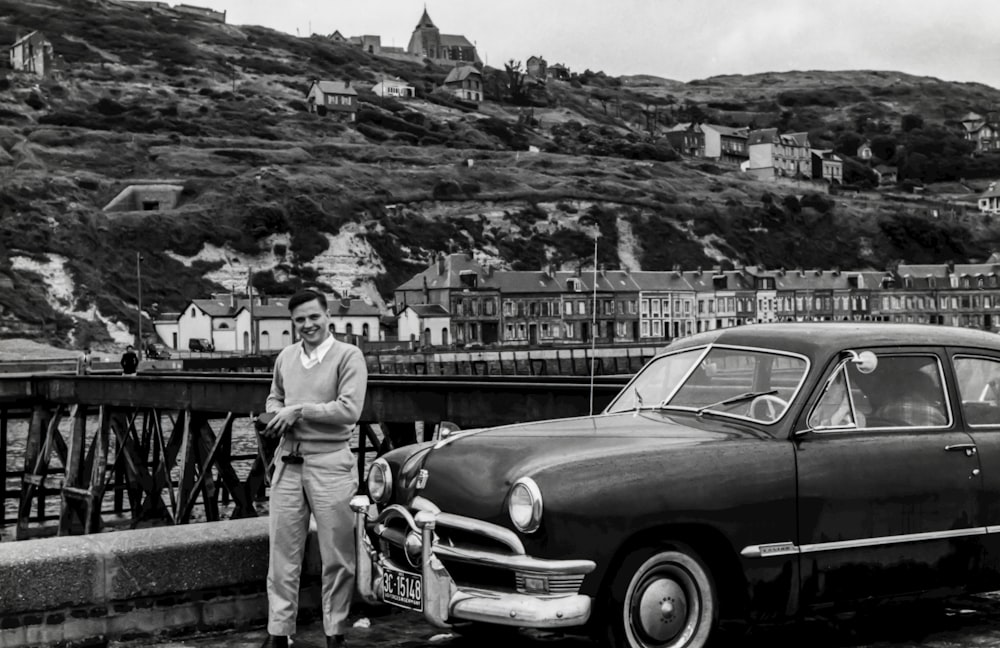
<box><xmin>291</xmin><ymin>298</ymin><xmax>331</xmax><ymax>347</ymax></box>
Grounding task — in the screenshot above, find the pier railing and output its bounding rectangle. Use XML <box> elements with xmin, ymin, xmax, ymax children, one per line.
<box><xmin>2</xmin><ymin>373</ymin><xmax>630</xmax><ymax>540</ymax></box>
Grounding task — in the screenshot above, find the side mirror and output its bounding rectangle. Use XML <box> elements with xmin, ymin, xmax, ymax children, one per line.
<box><xmin>848</xmin><ymin>350</ymin><xmax>878</xmax><ymax>374</ymax></box>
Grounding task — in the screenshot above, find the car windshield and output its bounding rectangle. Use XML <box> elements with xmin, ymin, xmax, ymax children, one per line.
<box><xmin>605</xmin><ymin>345</ymin><xmax>809</xmax><ymax>424</ymax></box>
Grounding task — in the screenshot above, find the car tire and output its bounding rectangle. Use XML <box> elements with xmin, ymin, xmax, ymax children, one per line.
<box><xmin>602</xmin><ymin>543</ymin><xmax>717</xmax><ymax>648</ymax></box>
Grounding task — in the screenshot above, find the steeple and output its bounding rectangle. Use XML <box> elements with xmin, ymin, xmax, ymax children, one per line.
<box><xmin>416</xmin><ymin>6</ymin><xmax>436</xmax><ymax>30</ymax></box>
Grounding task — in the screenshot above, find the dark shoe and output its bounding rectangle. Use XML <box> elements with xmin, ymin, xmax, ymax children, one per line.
<box><xmin>326</xmin><ymin>635</ymin><xmax>347</xmax><ymax>647</ymax></box>
<box><xmin>260</xmin><ymin>635</ymin><xmax>290</xmax><ymax>648</ymax></box>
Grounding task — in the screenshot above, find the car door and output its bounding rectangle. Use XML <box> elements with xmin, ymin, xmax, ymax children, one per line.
<box><xmin>794</xmin><ymin>349</ymin><xmax>983</xmax><ymax>609</ymax></box>
<box><xmin>949</xmin><ymin>349</ymin><xmax>1000</xmax><ymax>589</ymax></box>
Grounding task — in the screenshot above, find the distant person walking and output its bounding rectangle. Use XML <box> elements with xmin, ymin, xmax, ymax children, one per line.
<box><xmin>259</xmin><ymin>289</ymin><xmax>368</xmax><ymax>648</ymax></box>
<box><xmin>76</xmin><ymin>347</ymin><xmax>92</xmax><ymax>375</ymax></box>
<box><xmin>120</xmin><ymin>345</ymin><xmax>139</xmax><ymax>375</ymax></box>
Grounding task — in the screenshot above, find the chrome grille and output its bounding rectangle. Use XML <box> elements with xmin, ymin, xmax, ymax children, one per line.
<box><xmin>516</xmin><ymin>573</ymin><xmax>586</xmax><ymax>594</ymax></box>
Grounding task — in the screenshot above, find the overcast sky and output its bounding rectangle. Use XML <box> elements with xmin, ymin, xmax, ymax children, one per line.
<box><xmin>189</xmin><ymin>0</ymin><xmax>1000</xmax><ymax>89</ymax></box>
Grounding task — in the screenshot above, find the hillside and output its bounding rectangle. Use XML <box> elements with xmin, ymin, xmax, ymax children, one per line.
<box><xmin>3</xmin><ymin>0</ymin><xmax>1000</xmax><ymax>350</ymax></box>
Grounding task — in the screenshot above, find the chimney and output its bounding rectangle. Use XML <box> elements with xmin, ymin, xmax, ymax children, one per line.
<box><xmin>436</xmin><ymin>253</ymin><xmax>446</xmax><ymax>275</ymax></box>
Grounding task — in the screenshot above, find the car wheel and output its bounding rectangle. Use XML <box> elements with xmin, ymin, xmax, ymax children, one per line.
<box><xmin>603</xmin><ymin>544</ymin><xmax>717</xmax><ymax>648</ymax></box>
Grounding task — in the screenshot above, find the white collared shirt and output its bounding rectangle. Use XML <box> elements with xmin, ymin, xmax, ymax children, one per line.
<box><xmin>300</xmin><ymin>334</ymin><xmax>335</xmax><ymax>369</ymax></box>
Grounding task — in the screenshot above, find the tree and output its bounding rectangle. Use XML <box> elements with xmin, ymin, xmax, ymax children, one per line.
<box><xmin>504</xmin><ymin>59</ymin><xmax>527</xmax><ymax>105</ymax></box>
<box><xmin>901</xmin><ymin>113</ymin><xmax>924</xmax><ymax>132</ymax></box>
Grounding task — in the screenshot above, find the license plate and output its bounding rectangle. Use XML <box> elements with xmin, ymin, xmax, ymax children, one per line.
<box><xmin>382</xmin><ymin>565</ymin><xmax>423</xmax><ymax>612</ymax></box>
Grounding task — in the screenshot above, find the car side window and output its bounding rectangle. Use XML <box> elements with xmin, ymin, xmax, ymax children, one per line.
<box><xmin>954</xmin><ymin>356</ymin><xmax>1000</xmax><ymax>427</ymax></box>
<box><xmin>808</xmin><ymin>368</ymin><xmax>865</xmax><ymax>429</ymax></box>
<box><xmin>854</xmin><ymin>354</ymin><xmax>949</xmax><ymax>428</ymax></box>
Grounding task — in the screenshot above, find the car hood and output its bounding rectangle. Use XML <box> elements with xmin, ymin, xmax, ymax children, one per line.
<box><xmin>416</xmin><ymin>409</ymin><xmax>766</xmax><ymax>523</ymax></box>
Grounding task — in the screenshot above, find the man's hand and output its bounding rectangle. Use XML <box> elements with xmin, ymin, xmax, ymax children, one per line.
<box><xmin>263</xmin><ymin>405</ymin><xmax>302</xmax><ymax>437</ymax></box>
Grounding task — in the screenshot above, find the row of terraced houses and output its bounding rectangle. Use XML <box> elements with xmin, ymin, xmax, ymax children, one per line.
<box><xmin>393</xmin><ymin>253</ymin><xmax>1000</xmax><ymax>347</ymax></box>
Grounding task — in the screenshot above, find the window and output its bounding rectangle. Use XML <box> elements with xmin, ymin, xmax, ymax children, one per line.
<box><xmin>811</xmin><ymin>353</ymin><xmax>949</xmax><ymax>430</ymax></box>
<box><xmin>564</xmin><ymin>301</ymin><xmax>572</xmax><ymax>315</ymax></box>
<box><xmin>577</xmin><ymin>301</ymin><xmax>586</xmax><ymax>315</ymax></box>
<box><xmin>954</xmin><ymin>356</ymin><xmax>1000</xmax><ymax>426</ymax></box>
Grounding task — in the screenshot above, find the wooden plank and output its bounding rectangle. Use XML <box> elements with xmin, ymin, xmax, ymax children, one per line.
<box><xmin>174</xmin><ymin>410</ymin><xmax>198</xmax><ymax>524</ymax></box>
<box><xmin>0</xmin><ymin>407</ymin><xmax>6</xmax><ymax>527</ymax></box>
<box><xmin>178</xmin><ymin>415</ymin><xmax>230</xmax><ymax>522</ymax></box>
<box><xmin>59</xmin><ymin>405</ymin><xmax>88</xmax><ymax>536</ymax></box>
<box><xmin>84</xmin><ymin>406</ymin><xmax>111</xmax><ymax>534</ymax></box>
<box><xmin>210</xmin><ymin>414</ymin><xmax>256</xmax><ymax>519</ymax></box>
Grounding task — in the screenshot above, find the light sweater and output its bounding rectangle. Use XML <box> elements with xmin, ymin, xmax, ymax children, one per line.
<box><xmin>265</xmin><ymin>337</ymin><xmax>368</xmax><ymax>454</ymax></box>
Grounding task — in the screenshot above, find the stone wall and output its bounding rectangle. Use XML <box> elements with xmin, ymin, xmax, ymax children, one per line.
<box><xmin>0</xmin><ymin>518</ymin><xmax>324</xmax><ymax>647</ymax></box>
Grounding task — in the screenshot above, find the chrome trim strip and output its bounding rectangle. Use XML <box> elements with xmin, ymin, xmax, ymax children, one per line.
<box><xmin>450</xmin><ymin>589</ymin><xmax>592</xmax><ymax>628</ymax></box>
<box><xmin>437</xmin><ymin>512</ymin><xmax>526</xmax><ymax>554</ymax></box>
<box><xmin>742</xmin><ymin>527</ymin><xmax>987</xmax><ymax>558</ymax></box>
<box><xmin>434</xmin><ymin>543</ymin><xmax>596</xmax><ymax>574</ymax></box>
<box><xmin>740</xmin><ymin>542</ymin><xmax>798</xmax><ymax>558</ymax></box>
<box><xmin>373</xmin><ymin>504</ymin><xmax>420</xmax><ymax>533</ymax></box>
<box><xmin>799</xmin><ymin>527</ymin><xmax>985</xmax><ymax>553</ymax></box>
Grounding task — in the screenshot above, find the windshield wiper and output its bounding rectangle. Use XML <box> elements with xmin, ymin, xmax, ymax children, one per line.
<box><xmin>696</xmin><ymin>390</ymin><xmax>777</xmax><ymax>417</ymax></box>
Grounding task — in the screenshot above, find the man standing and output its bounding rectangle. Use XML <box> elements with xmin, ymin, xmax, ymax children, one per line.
<box><xmin>260</xmin><ymin>290</ymin><xmax>368</xmax><ymax>648</ymax></box>
<box><xmin>120</xmin><ymin>345</ymin><xmax>140</xmax><ymax>376</ymax></box>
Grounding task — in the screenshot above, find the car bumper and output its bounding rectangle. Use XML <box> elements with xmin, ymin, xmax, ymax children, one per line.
<box><xmin>350</xmin><ymin>495</ymin><xmax>595</xmax><ymax>629</ymax></box>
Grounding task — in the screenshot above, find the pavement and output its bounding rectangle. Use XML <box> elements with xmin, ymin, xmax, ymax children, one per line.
<box><xmin>108</xmin><ymin>604</ymin><xmax>590</xmax><ymax>648</ymax></box>
<box><xmin>110</xmin><ymin>593</ymin><xmax>1000</xmax><ymax>648</ymax></box>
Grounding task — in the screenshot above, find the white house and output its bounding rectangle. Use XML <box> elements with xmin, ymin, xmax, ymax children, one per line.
<box><xmin>329</xmin><ymin>298</ymin><xmax>382</xmax><ymax>342</ymax></box>
<box><xmin>153</xmin><ymin>311</ymin><xmax>181</xmax><ymax>350</ymax></box>
<box><xmin>167</xmin><ymin>294</ymin><xmax>383</xmax><ymax>353</ymax></box>
<box><xmin>979</xmin><ymin>182</ymin><xmax>1000</xmax><ymax>215</ymax></box>
<box><xmin>397</xmin><ymin>304</ymin><xmax>451</xmax><ymax>346</ymax></box>
<box><xmin>745</xmin><ymin>128</ymin><xmax>778</xmax><ymax>179</ymax></box>
<box><xmin>234</xmin><ymin>300</ymin><xmax>293</xmax><ymax>353</ymax></box>
<box><xmin>371</xmin><ymin>77</ymin><xmax>415</xmax><ymax>99</ymax></box>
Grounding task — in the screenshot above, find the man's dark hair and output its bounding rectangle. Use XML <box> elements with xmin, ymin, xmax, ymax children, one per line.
<box><xmin>288</xmin><ymin>289</ymin><xmax>327</xmax><ymax>313</ymax></box>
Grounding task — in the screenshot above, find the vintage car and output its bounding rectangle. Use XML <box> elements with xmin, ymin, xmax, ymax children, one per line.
<box><xmin>351</xmin><ymin>323</ymin><xmax>1000</xmax><ymax>648</ymax></box>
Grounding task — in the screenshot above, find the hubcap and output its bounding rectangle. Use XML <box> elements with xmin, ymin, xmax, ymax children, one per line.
<box><xmin>636</xmin><ymin>576</ymin><xmax>688</xmax><ymax>643</ymax></box>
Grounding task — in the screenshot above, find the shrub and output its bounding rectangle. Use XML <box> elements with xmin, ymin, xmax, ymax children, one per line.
<box><xmin>94</xmin><ymin>97</ymin><xmax>126</xmax><ymax>116</ymax></box>
<box><xmin>25</xmin><ymin>93</ymin><xmax>45</xmax><ymax>110</ymax></box>
<box><xmin>800</xmin><ymin>192</ymin><xmax>834</xmax><ymax>213</ymax></box>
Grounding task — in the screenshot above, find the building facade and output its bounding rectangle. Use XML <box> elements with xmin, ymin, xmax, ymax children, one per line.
<box><xmin>407</xmin><ymin>9</ymin><xmax>480</xmax><ymax>64</ymax></box>
<box><xmin>396</xmin><ymin>256</ymin><xmax>1000</xmax><ymax>348</ymax></box>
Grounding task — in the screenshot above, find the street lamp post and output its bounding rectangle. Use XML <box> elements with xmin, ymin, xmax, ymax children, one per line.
<box><xmin>136</xmin><ymin>252</ymin><xmax>143</xmax><ymax>350</ymax></box>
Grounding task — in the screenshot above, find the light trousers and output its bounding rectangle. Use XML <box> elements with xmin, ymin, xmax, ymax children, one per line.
<box><xmin>266</xmin><ymin>446</ymin><xmax>358</xmax><ymax>637</ymax></box>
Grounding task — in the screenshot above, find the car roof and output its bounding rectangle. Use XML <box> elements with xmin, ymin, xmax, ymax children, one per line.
<box><xmin>666</xmin><ymin>322</ymin><xmax>1000</xmax><ymax>360</ymax></box>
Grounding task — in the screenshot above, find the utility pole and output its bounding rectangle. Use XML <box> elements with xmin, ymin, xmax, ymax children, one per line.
<box><xmin>136</xmin><ymin>252</ymin><xmax>143</xmax><ymax>350</ymax></box>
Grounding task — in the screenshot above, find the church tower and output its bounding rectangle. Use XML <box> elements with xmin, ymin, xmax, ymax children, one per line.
<box><xmin>407</xmin><ymin>8</ymin><xmax>441</xmax><ymax>59</ymax></box>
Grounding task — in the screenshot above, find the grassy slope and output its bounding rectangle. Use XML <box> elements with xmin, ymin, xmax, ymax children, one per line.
<box><xmin>1</xmin><ymin>0</ymin><xmax>1000</xmax><ymax>348</ymax></box>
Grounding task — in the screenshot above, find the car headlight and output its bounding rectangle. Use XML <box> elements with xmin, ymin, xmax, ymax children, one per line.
<box><xmin>367</xmin><ymin>458</ymin><xmax>392</xmax><ymax>504</ymax></box>
<box><xmin>508</xmin><ymin>477</ymin><xmax>543</xmax><ymax>533</ymax></box>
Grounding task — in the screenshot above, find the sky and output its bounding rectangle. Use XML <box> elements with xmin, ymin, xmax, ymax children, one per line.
<box><xmin>188</xmin><ymin>0</ymin><xmax>1000</xmax><ymax>90</ymax></box>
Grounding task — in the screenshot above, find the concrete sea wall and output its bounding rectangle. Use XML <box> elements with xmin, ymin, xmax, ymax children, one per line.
<box><xmin>0</xmin><ymin>518</ymin><xmax>324</xmax><ymax>647</ymax></box>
